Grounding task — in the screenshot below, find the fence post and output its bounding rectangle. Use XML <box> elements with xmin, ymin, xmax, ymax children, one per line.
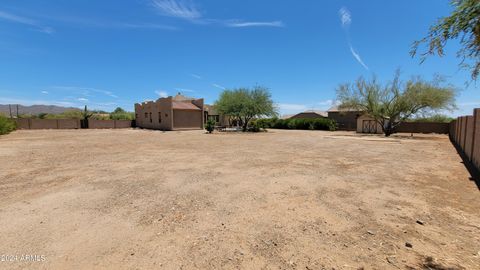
<box><xmin>473</xmin><ymin>109</ymin><xmax>479</xmax><ymax>169</ymax></box>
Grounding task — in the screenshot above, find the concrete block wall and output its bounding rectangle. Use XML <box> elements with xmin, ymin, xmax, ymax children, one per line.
<box><xmin>13</xmin><ymin>119</ymin><xmax>132</xmax><ymax>129</ymax></box>
<box><xmin>450</xmin><ymin>109</ymin><xmax>480</xmax><ymax>172</ymax></box>
<box><xmin>15</xmin><ymin>119</ymin><xmax>81</xmax><ymax>129</ymax></box>
<box><xmin>87</xmin><ymin>120</ymin><xmax>133</xmax><ymax>129</ymax></box>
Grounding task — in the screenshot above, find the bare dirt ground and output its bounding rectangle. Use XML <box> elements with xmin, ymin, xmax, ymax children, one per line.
<box><xmin>0</xmin><ymin>129</ymin><xmax>479</xmax><ymax>270</ymax></box>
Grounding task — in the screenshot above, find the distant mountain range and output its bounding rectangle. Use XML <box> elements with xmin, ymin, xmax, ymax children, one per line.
<box><xmin>0</xmin><ymin>104</ymin><xmax>80</xmax><ymax>116</ymax></box>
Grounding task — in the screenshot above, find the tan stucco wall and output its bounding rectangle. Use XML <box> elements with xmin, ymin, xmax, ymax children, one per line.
<box><xmin>15</xmin><ymin>119</ymin><xmax>81</xmax><ymax>129</ymax></box>
<box><xmin>464</xmin><ymin>116</ymin><xmax>474</xmax><ymax>160</ymax></box>
<box><xmin>88</xmin><ymin>120</ymin><xmax>132</xmax><ymax>129</ymax></box>
<box><xmin>472</xmin><ymin>109</ymin><xmax>480</xmax><ymax>169</ymax></box>
<box><xmin>135</xmin><ymin>97</ymin><xmax>203</xmax><ymax>130</ymax></box>
<box><xmin>135</xmin><ymin>98</ymin><xmax>174</xmax><ymax>130</ymax></box>
<box><xmin>58</xmin><ymin>119</ymin><xmax>81</xmax><ymax>129</ymax></box>
<box><xmin>173</xmin><ymin>109</ymin><xmax>203</xmax><ymax>129</ymax></box>
<box><xmin>459</xmin><ymin>116</ymin><xmax>467</xmax><ymax>150</ymax></box>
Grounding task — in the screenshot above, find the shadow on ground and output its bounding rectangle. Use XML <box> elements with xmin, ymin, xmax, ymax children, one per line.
<box><xmin>452</xmin><ymin>140</ymin><xmax>480</xmax><ymax>191</ymax></box>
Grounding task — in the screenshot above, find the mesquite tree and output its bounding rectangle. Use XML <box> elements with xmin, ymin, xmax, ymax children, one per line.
<box><xmin>411</xmin><ymin>0</ymin><xmax>480</xmax><ymax>80</ymax></box>
<box><xmin>336</xmin><ymin>72</ymin><xmax>456</xmax><ymax>136</ymax></box>
<box><xmin>215</xmin><ymin>86</ymin><xmax>277</xmax><ymax>132</ymax></box>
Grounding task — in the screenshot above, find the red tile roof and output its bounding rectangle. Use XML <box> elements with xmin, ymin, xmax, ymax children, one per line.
<box><xmin>172</xmin><ymin>101</ymin><xmax>201</xmax><ymax>110</ymax></box>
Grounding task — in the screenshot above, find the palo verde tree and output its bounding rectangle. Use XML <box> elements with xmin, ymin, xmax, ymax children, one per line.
<box><xmin>411</xmin><ymin>0</ymin><xmax>480</xmax><ymax>80</ymax></box>
<box><xmin>336</xmin><ymin>72</ymin><xmax>456</xmax><ymax>136</ymax></box>
<box><xmin>215</xmin><ymin>86</ymin><xmax>277</xmax><ymax>131</ymax></box>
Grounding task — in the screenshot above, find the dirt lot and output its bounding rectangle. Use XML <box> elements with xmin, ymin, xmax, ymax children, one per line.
<box><xmin>0</xmin><ymin>129</ymin><xmax>479</xmax><ymax>269</ymax></box>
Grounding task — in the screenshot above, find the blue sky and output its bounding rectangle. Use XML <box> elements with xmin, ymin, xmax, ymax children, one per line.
<box><xmin>0</xmin><ymin>0</ymin><xmax>477</xmax><ymax>116</ymax></box>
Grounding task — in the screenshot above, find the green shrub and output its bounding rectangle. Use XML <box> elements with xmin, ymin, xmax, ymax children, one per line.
<box><xmin>110</xmin><ymin>112</ymin><xmax>135</xmax><ymax>120</ymax></box>
<box><xmin>248</xmin><ymin>120</ymin><xmax>264</xmax><ymax>132</ymax></box>
<box><xmin>0</xmin><ymin>115</ymin><xmax>16</xmax><ymax>135</ymax></box>
<box><xmin>205</xmin><ymin>119</ymin><xmax>215</xmax><ymax>133</ymax></box>
<box><xmin>260</xmin><ymin>118</ymin><xmax>336</xmax><ymax>131</ymax></box>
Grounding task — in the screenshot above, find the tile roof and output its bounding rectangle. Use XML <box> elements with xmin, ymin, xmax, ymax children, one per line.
<box><xmin>172</xmin><ymin>101</ymin><xmax>201</xmax><ymax>110</ymax></box>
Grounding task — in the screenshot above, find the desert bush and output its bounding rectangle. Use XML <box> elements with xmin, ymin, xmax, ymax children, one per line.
<box><xmin>0</xmin><ymin>115</ymin><xmax>16</xmax><ymax>135</ymax></box>
<box><xmin>260</xmin><ymin>118</ymin><xmax>336</xmax><ymax>131</ymax></box>
<box><xmin>110</xmin><ymin>112</ymin><xmax>135</xmax><ymax>120</ymax></box>
<box><xmin>205</xmin><ymin>119</ymin><xmax>215</xmax><ymax>133</ymax></box>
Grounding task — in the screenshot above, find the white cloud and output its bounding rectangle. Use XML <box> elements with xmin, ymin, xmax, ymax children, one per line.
<box><xmin>175</xmin><ymin>88</ymin><xmax>195</xmax><ymax>93</ymax></box>
<box><xmin>0</xmin><ymin>97</ymin><xmax>76</xmax><ymax>107</ymax></box>
<box><xmin>191</xmin><ymin>74</ymin><xmax>202</xmax><ymax>79</ymax></box>
<box><xmin>150</xmin><ymin>0</ymin><xmax>284</xmax><ymax>28</ymax></box>
<box><xmin>227</xmin><ymin>21</ymin><xmax>284</xmax><ymax>28</ymax></box>
<box><xmin>155</xmin><ymin>90</ymin><xmax>169</xmax><ymax>97</ymax></box>
<box><xmin>339</xmin><ymin>7</ymin><xmax>351</xmax><ymax>28</ymax></box>
<box><xmin>77</xmin><ymin>97</ymin><xmax>89</xmax><ymax>102</ymax></box>
<box><xmin>41</xmin><ymin>91</ymin><xmax>49</xmax><ymax>94</ymax></box>
<box><xmin>51</xmin><ymin>86</ymin><xmax>119</xmax><ymax>98</ymax></box>
<box><xmin>212</xmin><ymin>83</ymin><xmax>226</xmax><ymax>90</ymax></box>
<box><xmin>151</xmin><ymin>0</ymin><xmax>201</xmax><ymax>20</ymax></box>
<box><xmin>349</xmin><ymin>46</ymin><xmax>369</xmax><ymax>70</ymax></box>
<box><xmin>0</xmin><ymin>10</ymin><xmax>54</xmax><ymax>34</ymax></box>
<box><xmin>338</xmin><ymin>7</ymin><xmax>369</xmax><ymax>71</ymax></box>
<box><xmin>318</xmin><ymin>99</ymin><xmax>333</xmax><ymax>106</ymax></box>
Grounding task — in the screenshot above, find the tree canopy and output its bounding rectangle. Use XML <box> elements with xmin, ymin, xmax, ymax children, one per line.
<box><xmin>336</xmin><ymin>72</ymin><xmax>456</xmax><ymax>136</ymax></box>
<box><xmin>411</xmin><ymin>0</ymin><xmax>480</xmax><ymax>80</ymax></box>
<box><xmin>215</xmin><ymin>86</ymin><xmax>277</xmax><ymax>131</ymax></box>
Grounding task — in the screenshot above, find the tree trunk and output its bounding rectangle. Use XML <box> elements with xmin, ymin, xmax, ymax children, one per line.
<box><xmin>384</xmin><ymin>120</ymin><xmax>395</xmax><ymax>137</ymax></box>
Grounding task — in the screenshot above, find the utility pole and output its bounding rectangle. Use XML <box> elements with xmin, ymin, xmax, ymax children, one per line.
<box><xmin>9</xmin><ymin>104</ymin><xmax>12</xmax><ymax>118</ymax></box>
<box><xmin>16</xmin><ymin>104</ymin><xmax>19</xmax><ymax>118</ymax></box>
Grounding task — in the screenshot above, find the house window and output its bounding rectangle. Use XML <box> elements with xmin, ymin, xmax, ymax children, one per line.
<box><xmin>158</xmin><ymin>112</ymin><xmax>162</xmax><ymax>123</ymax></box>
<box><xmin>149</xmin><ymin>112</ymin><xmax>152</xmax><ymax>123</ymax></box>
<box><xmin>145</xmin><ymin>113</ymin><xmax>148</xmax><ymax>118</ymax></box>
<box><xmin>165</xmin><ymin>113</ymin><xmax>168</xmax><ymax>117</ymax></box>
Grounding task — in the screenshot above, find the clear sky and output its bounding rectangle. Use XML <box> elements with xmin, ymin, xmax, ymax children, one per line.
<box><xmin>0</xmin><ymin>0</ymin><xmax>477</xmax><ymax>116</ymax></box>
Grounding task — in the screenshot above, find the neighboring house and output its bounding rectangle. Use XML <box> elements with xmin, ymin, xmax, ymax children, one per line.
<box><xmin>288</xmin><ymin>110</ymin><xmax>328</xmax><ymax>119</ymax></box>
<box><xmin>327</xmin><ymin>106</ymin><xmax>363</xmax><ymax>131</ymax></box>
<box><xmin>204</xmin><ymin>105</ymin><xmax>230</xmax><ymax>126</ymax></box>
<box><xmin>135</xmin><ymin>93</ymin><xmax>204</xmax><ymax>130</ymax></box>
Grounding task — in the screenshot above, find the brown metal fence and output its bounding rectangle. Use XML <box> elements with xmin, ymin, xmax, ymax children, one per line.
<box><xmin>450</xmin><ymin>108</ymin><xmax>480</xmax><ymax>172</ymax></box>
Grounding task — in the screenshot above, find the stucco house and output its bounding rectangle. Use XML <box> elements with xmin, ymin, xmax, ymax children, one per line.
<box><xmin>203</xmin><ymin>105</ymin><xmax>230</xmax><ymax>127</ymax></box>
<box><xmin>135</xmin><ymin>93</ymin><xmax>204</xmax><ymax>131</ymax></box>
<box><xmin>327</xmin><ymin>106</ymin><xmax>363</xmax><ymax>131</ymax></box>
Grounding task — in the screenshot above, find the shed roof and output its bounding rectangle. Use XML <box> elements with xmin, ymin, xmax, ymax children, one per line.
<box><xmin>327</xmin><ymin>105</ymin><xmax>362</xmax><ymax>112</ymax></box>
<box><xmin>172</xmin><ymin>101</ymin><xmax>201</xmax><ymax>110</ymax></box>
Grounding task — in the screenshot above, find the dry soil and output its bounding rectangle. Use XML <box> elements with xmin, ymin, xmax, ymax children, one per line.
<box><xmin>0</xmin><ymin>129</ymin><xmax>479</xmax><ymax>269</ymax></box>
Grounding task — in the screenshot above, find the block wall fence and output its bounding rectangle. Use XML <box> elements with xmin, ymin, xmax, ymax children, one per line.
<box><xmin>14</xmin><ymin>119</ymin><xmax>133</xmax><ymax>130</ymax></box>
<box><xmin>450</xmin><ymin>108</ymin><xmax>480</xmax><ymax>172</ymax></box>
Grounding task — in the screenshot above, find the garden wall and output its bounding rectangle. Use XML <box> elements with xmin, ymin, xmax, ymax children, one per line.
<box><xmin>450</xmin><ymin>109</ymin><xmax>480</xmax><ymax>172</ymax></box>
<box><xmin>15</xmin><ymin>119</ymin><xmax>81</xmax><ymax>129</ymax></box>
<box><xmin>396</xmin><ymin>122</ymin><xmax>449</xmax><ymax>134</ymax></box>
<box><xmin>88</xmin><ymin>120</ymin><xmax>133</xmax><ymax>129</ymax></box>
<box><xmin>14</xmin><ymin>119</ymin><xmax>133</xmax><ymax>129</ymax></box>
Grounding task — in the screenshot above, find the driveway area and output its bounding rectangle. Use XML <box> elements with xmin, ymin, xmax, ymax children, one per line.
<box><xmin>0</xmin><ymin>129</ymin><xmax>479</xmax><ymax>269</ymax></box>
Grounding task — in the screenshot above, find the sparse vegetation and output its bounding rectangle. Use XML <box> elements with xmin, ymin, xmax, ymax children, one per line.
<box><xmin>336</xmin><ymin>71</ymin><xmax>456</xmax><ymax>136</ymax></box>
<box><xmin>110</xmin><ymin>107</ymin><xmax>135</xmax><ymax>120</ymax></box>
<box><xmin>411</xmin><ymin>0</ymin><xmax>480</xmax><ymax>81</ymax></box>
<box><xmin>256</xmin><ymin>118</ymin><xmax>336</xmax><ymax>131</ymax></box>
<box><xmin>0</xmin><ymin>114</ymin><xmax>16</xmax><ymax>135</ymax></box>
<box><xmin>205</xmin><ymin>119</ymin><xmax>215</xmax><ymax>133</ymax></box>
<box><xmin>215</xmin><ymin>86</ymin><xmax>277</xmax><ymax>132</ymax></box>
<box><xmin>407</xmin><ymin>114</ymin><xmax>454</xmax><ymax>123</ymax></box>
